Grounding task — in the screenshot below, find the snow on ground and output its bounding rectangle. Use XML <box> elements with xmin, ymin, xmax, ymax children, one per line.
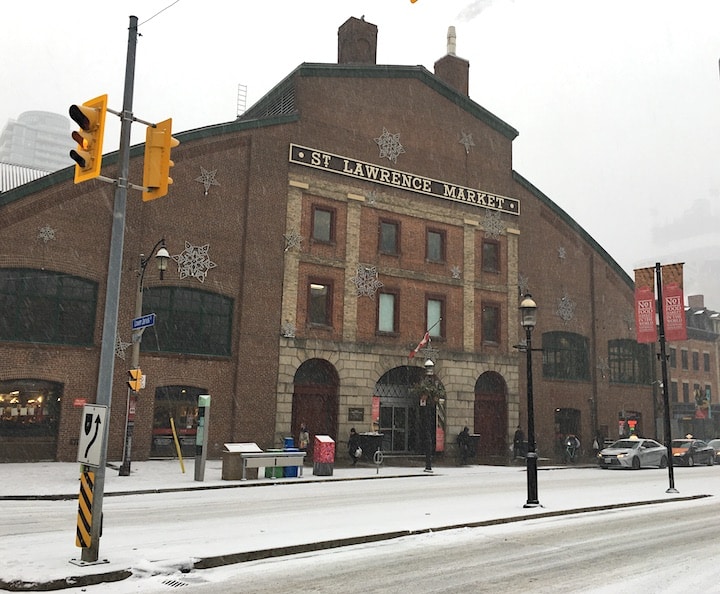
<box><xmin>1</xmin><ymin>458</ymin><xmax>718</xmax><ymax>591</ymax></box>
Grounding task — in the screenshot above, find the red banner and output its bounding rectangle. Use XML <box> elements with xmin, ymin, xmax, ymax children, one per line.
<box><xmin>662</xmin><ymin>263</ymin><xmax>687</xmax><ymax>341</ymax></box>
<box><xmin>634</xmin><ymin>268</ymin><xmax>657</xmax><ymax>343</ymax></box>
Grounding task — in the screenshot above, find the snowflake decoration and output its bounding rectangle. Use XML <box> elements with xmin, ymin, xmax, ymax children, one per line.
<box><xmin>557</xmin><ymin>292</ymin><xmax>576</xmax><ymax>322</ymax></box>
<box><xmin>558</xmin><ymin>246</ymin><xmax>566</xmax><ymax>260</ymax></box>
<box><xmin>366</xmin><ymin>190</ymin><xmax>379</xmax><ymax>206</ymax></box>
<box><xmin>352</xmin><ymin>265</ymin><xmax>383</xmax><ymax>298</ymax></box>
<box><xmin>284</xmin><ymin>228</ymin><xmax>303</xmax><ymax>252</ymax></box>
<box><xmin>115</xmin><ymin>334</ymin><xmax>131</xmax><ymax>360</ymax></box>
<box><xmin>374</xmin><ymin>128</ymin><xmax>405</xmax><ymax>163</ymax></box>
<box><xmin>459</xmin><ymin>131</ymin><xmax>475</xmax><ymax>154</ymax></box>
<box><xmin>281</xmin><ymin>320</ymin><xmax>296</xmax><ymax>338</ymax></box>
<box><xmin>482</xmin><ymin>210</ymin><xmax>505</xmax><ymax>239</ymax></box>
<box><xmin>171</xmin><ymin>241</ymin><xmax>217</xmax><ymax>283</ymax></box>
<box><xmin>38</xmin><ymin>225</ymin><xmax>56</xmax><ymax>243</ymax></box>
<box><xmin>518</xmin><ymin>274</ymin><xmax>530</xmax><ymax>296</ymax></box>
<box><xmin>451</xmin><ymin>265</ymin><xmax>462</xmax><ymax>279</ymax></box>
<box><xmin>195</xmin><ymin>167</ymin><xmax>220</xmax><ymax>196</ymax></box>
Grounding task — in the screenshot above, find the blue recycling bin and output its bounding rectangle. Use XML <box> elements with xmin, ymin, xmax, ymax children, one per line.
<box><xmin>283</xmin><ymin>437</ymin><xmax>294</xmax><ymax>448</ymax></box>
<box><xmin>283</xmin><ymin>446</ymin><xmax>300</xmax><ymax>477</ymax></box>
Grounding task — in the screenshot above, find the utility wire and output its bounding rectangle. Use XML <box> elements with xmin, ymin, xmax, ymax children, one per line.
<box><xmin>139</xmin><ymin>0</ymin><xmax>181</xmax><ymax>27</ymax></box>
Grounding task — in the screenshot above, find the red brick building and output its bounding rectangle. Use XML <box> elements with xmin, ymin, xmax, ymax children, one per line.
<box><xmin>0</xmin><ymin>17</ymin><xmax>656</xmax><ymax>464</ymax></box>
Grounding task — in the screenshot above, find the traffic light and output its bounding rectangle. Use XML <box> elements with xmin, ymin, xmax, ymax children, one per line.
<box><xmin>143</xmin><ymin>118</ymin><xmax>180</xmax><ymax>201</ymax></box>
<box><xmin>69</xmin><ymin>94</ymin><xmax>108</xmax><ymax>183</ymax></box>
<box><xmin>127</xmin><ymin>369</ymin><xmax>143</xmax><ymax>392</ymax></box>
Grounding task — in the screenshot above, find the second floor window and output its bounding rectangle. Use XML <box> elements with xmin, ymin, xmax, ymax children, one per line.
<box><xmin>481</xmin><ymin>303</ymin><xmax>500</xmax><ymax>344</ymax></box>
<box><xmin>704</xmin><ymin>352</ymin><xmax>711</xmax><ymax>372</ymax></box>
<box><xmin>312</xmin><ymin>207</ymin><xmax>334</xmax><ymax>243</ymax></box>
<box><xmin>608</xmin><ymin>339</ymin><xmax>652</xmax><ymax>384</ymax></box>
<box><xmin>542</xmin><ymin>331</ymin><xmax>590</xmax><ymax>381</ymax></box>
<box><xmin>427</xmin><ymin>297</ymin><xmax>444</xmax><ymax>338</ymax></box>
<box><xmin>426</xmin><ymin>229</ymin><xmax>445</xmax><ymax>263</ymax></box>
<box><xmin>378</xmin><ymin>292</ymin><xmax>397</xmax><ymax>333</ymax></box>
<box><xmin>681</xmin><ymin>349</ymin><xmax>688</xmax><ymax>370</ymax></box>
<box><xmin>0</xmin><ymin>268</ymin><xmax>97</xmax><ymax>346</ymax></box>
<box><xmin>308</xmin><ymin>282</ymin><xmax>332</xmax><ymax>326</ymax></box>
<box><xmin>143</xmin><ymin>286</ymin><xmax>233</xmax><ymax>356</ymax></box>
<box><xmin>692</xmin><ymin>351</ymin><xmax>699</xmax><ymax>371</ymax></box>
<box><xmin>482</xmin><ymin>240</ymin><xmax>500</xmax><ymax>273</ymax></box>
<box><xmin>379</xmin><ymin>221</ymin><xmax>399</xmax><ymax>255</ymax></box>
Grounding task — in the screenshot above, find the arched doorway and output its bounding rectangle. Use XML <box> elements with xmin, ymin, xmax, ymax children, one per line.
<box><xmin>151</xmin><ymin>385</ymin><xmax>207</xmax><ymax>457</ymax></box>
<box><xmin>375</xmin><ymin>366</ymin><xmax>446</xmax><ymax>454</ymax></box>
<box><xmin>474</xmin><ymin>371</ymin><xmax>508</xmax><ymax>457</ymax></box>
<box><xmin>0</xmin><ymin>379</ymin><xmax>63</xmax><ymax>461</ymax></box>
<box><xmin>291</xmin><ymin>359</ymin><xmax>339</xmax><ymax>458</ymax></box>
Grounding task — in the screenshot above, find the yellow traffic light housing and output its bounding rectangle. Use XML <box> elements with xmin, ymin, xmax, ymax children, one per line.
<box><xmin>127</xmin><ymin>369</ymin><xmax>143</xmax><ymax>392</ymax></box>
<box><xmin>143</xmin><ymin>118</ymin><xmax>180</xmax><ymax>201</ymax></box>
<box><xmin>69</xmin><ymin>94</ymin><xmax>108</xmax><ymax>183</ymax></box>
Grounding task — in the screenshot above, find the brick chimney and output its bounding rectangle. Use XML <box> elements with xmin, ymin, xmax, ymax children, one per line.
<box><xmin>338</xmin><ymin>16</ymin><xmax>377</xmax><ymax>65</ymax></box>
<box><xmin>434</xmin><ymin>26</ymin><xmax>469</xmax><ymax>96</ymax></box>
<box><xmin>688</xmin><ymin>295</ymin><xmax>705</xmax><ymax>309</ymax></box>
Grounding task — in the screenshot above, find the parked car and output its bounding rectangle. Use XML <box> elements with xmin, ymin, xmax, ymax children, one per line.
<box><xmin>597</xmin><ymin>437</ymin><xmax>667</xmax><ymax>469</ymax></box>
<box><xmin>671</xmin><ymin>438</ymin><xmax>714</xmax><ymax>466</ymax></box>
<box><xmin>707</xmin><ymin>439</ymin><xmax>720</xmax><ymax>465</ymax></box>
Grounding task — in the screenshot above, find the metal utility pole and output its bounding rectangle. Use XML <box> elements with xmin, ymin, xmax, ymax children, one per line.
<box><xmin>80</xmin><ymin>15</ymin><xmax>139</xmax><ymax>564</ymax></box>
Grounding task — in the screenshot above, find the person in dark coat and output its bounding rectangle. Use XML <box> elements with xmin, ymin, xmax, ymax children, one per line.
<box><xmin>457</xmin><ymin>426</ymin><xmax>471</xmax><ymax>465</ymax></box>
<box><xmin>348</xmin><ymin>427</ymin><xmax>361</xmax><ymax>466</ymax></box>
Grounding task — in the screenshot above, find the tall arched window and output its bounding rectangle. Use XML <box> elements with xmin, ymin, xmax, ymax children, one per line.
<box><xmin>608</xmin><ymin>339</ymin><xmax>652</xmax><ymax>384</ymax></box>
<box><xmin>0</xmin><ymin>268</ymin><xmax>97</xmax><ymax>345</ymax></box>
<box><xmin>142</xmin><ymin>286</ymin><xmax>233</xmax><ymax>356</ymax></box>
<box><xmin>542</xmin><ymin>331</ymin><xmax>590</xmax><ymax>381</ymax></box>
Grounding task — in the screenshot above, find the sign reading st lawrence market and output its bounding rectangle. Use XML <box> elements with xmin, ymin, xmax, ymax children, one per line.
<box><xmin>289</xmin><ymin>144</ymin><xmax>519</xmax><ymax>216</ymax></box>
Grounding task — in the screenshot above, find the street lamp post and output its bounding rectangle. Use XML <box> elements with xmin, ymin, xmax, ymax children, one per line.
<box><xmin>422</xmin><ymin>358</ymin><xmax>436</xmax><ymax>473</ymax></box>
<box><xmin>119</xmin><ymin>239</ymin><xmax>169</xmax><ymax>476</ymax></box>
<box><xmin>519</xmin><ymin>293</ymin><xmax>540</xmax><ymax>508</ymax></box>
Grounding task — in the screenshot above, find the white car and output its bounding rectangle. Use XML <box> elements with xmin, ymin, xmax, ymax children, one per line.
<box><xmin>597</xmin><ymin>437</ymin><xmax>667</xmax><ymax>469</ymax></box>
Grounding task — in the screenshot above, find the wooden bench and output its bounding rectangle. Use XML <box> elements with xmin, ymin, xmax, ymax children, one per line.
<box><xmin>238</xmin><ymin>451</ymin><xmax>306</xmax><ymax>480</ymax></box>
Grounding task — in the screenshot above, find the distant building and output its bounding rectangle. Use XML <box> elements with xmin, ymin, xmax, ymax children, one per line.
<box><xmin>664</xmin><ymin>294</ymin><xmax>720</xmax><ymax>440</ymax></box>
<box><xmin>0</xmin><ymin>111</ymin><xmax>73</xmax><ymax>173</ymax></box>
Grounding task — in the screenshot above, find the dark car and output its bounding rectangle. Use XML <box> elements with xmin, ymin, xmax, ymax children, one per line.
<box><xmin>707</xmin><ymin>439</ymin><xmax>720</xmax><ymax>465</ymax></box>
<box><xmin>597</xmin><ymin>437</ymin><xmax>667</xmax><ymax>469</ymax></box>
<box><xmin>671</xmin><ymin>438</ymin><xmax>714</xmax><ymax>466</ymax></box>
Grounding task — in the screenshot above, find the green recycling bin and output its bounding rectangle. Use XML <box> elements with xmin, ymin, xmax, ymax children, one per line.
<box><xmin>264</xmin><ymin>448</ymin><xmax>284</xmax><ymax>478</ymax></box>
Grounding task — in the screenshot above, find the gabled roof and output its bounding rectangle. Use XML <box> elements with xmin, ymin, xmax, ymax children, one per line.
<box><xmin>240</xmin><ymin>62</ymin><xmax>519</xmax><ymax>141</ymax></box>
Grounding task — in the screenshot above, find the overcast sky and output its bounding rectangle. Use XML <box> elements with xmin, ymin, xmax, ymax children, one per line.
<box><xmin>4</xmin><ymin>0</ymin><xmax>720</xmax><ymax>304</ymax></box>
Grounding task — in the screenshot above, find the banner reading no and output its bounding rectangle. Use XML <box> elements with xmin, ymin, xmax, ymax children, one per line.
<box><xmin>634</xmin><ymin>267</ymin><xmax>657</xmax><ymax>343</ymax></box>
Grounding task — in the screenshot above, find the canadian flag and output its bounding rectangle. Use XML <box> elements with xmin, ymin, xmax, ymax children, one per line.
<box><xmin>408</xmin><ymin>331</ymin><xmax>430</xmax><ymax>359</ymax></box>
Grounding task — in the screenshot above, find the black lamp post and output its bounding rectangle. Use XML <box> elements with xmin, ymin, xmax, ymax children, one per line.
<box><xmin>119</xmin><ymin>239</ymin><xmax>170</xmax><ymax>476</ymax></box>
<box><xmin>519</xmin><ymin>293</ymin><xmax>540</xmax><ymax>508</ymax></box>
<box><xmin>422</xmin><ymin>358</ymin><xmax>436</xmax><ymax>473</ymax></box>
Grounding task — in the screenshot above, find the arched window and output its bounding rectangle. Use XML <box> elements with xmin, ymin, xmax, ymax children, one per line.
<box><xmin>0</xmin><ymin>379</ymin><xmax>63</xmax><ymax>461</ymax></box>
<box><xmin>0</xmin><ymin>268</ymin><xmax>97</xmax><ymax>345</ymax></box>
<box><xmin>608</xmin><ymin>339</ymin><xmax>652</xmax><ymax>384</ymax></box>
<box><xmin>542</xmin><ymin>331</ymin><xmax>590</xmax><ymax>381</ymax></box>
<box><xmin>141</xmin><ymin>287</ymin><xmax>233</xmax><ymax>356</ymax></box>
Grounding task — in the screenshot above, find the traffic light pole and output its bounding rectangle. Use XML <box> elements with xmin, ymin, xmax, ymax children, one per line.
<box><xmin>81</xmin><ymin>15</ymin><xmax>139</xmax><ymax>564</ymax></box>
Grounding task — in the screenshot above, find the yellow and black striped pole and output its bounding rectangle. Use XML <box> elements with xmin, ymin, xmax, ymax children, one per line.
<box><xmin>76</xmin><ymin>470</ymin><xmax>94</xmax><ymax>548</ymax></box>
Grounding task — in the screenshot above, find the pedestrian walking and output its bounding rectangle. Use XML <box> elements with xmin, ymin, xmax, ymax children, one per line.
<box><xmin>348</xmin><ymin>427</ymin><xmax>362</xmax><ymax>466</ymax></box>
